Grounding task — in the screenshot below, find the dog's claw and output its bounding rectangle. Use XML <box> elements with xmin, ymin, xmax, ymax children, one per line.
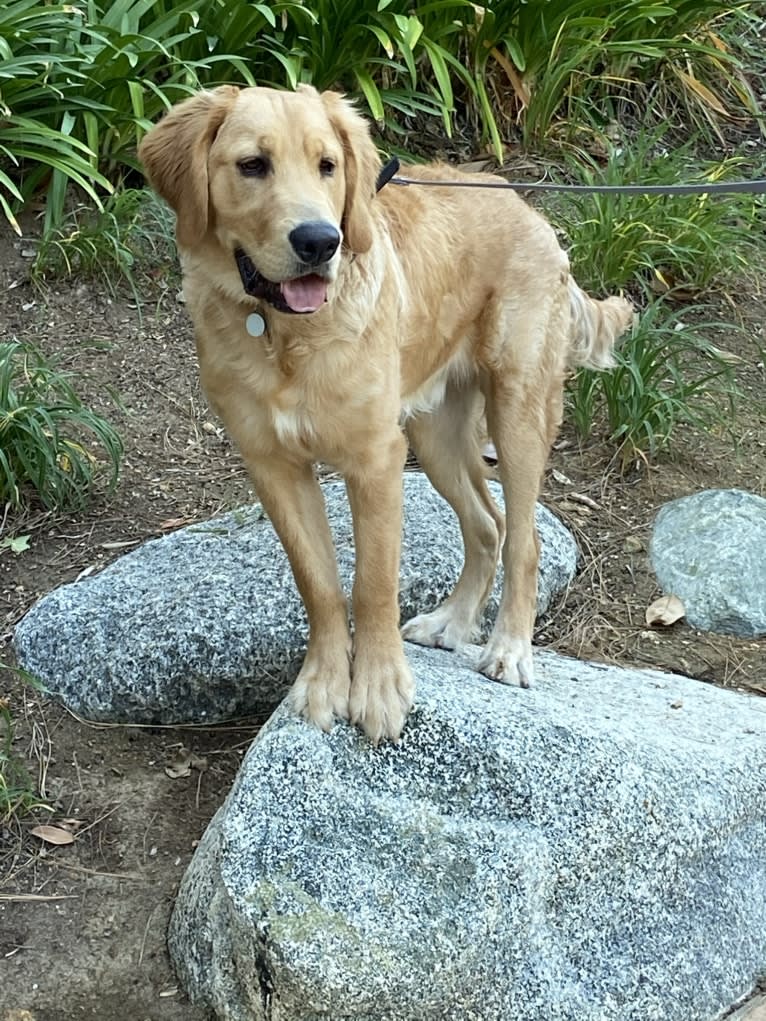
<box><xmin>477</xmin><ymin>635</ymin><xmax>535</xmax><ymax>688</ymax></box>
<box><xmin>287</xmin><ymin>649</ymin><xmax>352</xmax><ymax>731</ymax></box>
<box><xmin>349</xmin><ymin>653</ymin><xmax>415</xmax><ymax>743</ymax></box>
<box><xmin>401</xmin><ymin>607</ymin><xmax>473</xmax><ymax>652</ymax></box>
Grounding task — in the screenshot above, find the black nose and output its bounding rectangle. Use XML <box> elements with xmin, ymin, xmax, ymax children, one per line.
<box><xmin>289</xmin><ymin>221</ymin><xmax>340</xmax><ymax>266</ymax></box>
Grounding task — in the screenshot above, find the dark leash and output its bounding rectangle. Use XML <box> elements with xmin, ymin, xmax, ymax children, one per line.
<box><xmin>375</xmin><ymin>156</ymin><xmax>766</xmax><ymax>196</ymax></box>
<box><xmin>237</xmin><ymin>158</ymin><xmax>764</xmax><ymax>321</ymax></box>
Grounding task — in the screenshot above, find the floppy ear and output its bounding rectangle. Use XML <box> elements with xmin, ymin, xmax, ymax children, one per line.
<box><xmin>321</xmin><ymin>92</ymin><xmax>381</xmax><ymax>255</ymax></box>
<box><xmin>138</xmin><ymin>86</ymin><xmax>239</xmax><ymax>248</ymax></box>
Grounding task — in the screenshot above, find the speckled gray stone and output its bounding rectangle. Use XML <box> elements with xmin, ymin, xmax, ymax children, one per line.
<box><xmin>13</xmin><ymin>475</ymin><xmax>577</xmax><ymax>724</ymax></box>
<box><xmin>168</xmin><ymin>644</ymin><xmax>766</xmax><ymax>1021</ymax></box>
<box><xmin>650</xmin><ymin>488</ymin><xmax>766</xmax><ymax>637</ymax></box>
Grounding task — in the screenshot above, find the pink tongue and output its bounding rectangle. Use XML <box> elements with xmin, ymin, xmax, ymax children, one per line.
<box><xmin>281</xmin><ymin>274</ymin><xmax>328</xmax><ymax>313</ymax></box>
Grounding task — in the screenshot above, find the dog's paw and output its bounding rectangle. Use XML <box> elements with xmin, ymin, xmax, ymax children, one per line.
<box><xmin>401</xmin><ymin>606</ymin><xmax>472</xmax><ymax>651</ymax></box>
<box><xmin>349</xmin><ymin>650</ymin><xmax>415</xmax><ymax>744</ymax></box>
<box><xmin>477</xmin><ymin>635</ymin><xmax>534</xmax><ymax>688</ymax></box>
<box><xmin>287</xmin><ymin>645</ymin><xmax>352</xmax><ymax>732</ymax></box>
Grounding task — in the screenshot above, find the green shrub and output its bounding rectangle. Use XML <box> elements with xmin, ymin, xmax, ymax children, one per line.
<box><xmin>32</xmin><ymin>187</ymin><xmax>177</xmax><ymax>293</ymax></box>
<box><xmin>567</xmin><ymin>297</ymin><xmax>739</xmax><ymax>459</ymax></box>
<box><xmin>0</xmin><ymin>680</ymin><xmax>46</xmax><ymax>821</ymax></box>
<box><xmin>0</xmin><ymin>0</ymin><xmax>460</xmax><ymax>231</ymax></box>
<box><xmin>0</xmin><ymin>0</ymin><xmax>760</xmax><ymax>233</ymax></box>
<box><xmin>1</xmin><ymin>700</ymin><xmax>31</xmax><ymax>820</ymax></box>
<box><xmin>547</xmin><ymin>131</ymin><xmax>762</xmax><ymax>296</ymax></box>
<box><xmin>483</xmin><ymin>0</ymin><xmax>761</xmax><ymax>146</ymax></box>
<box><xmin>0</xmin><ymin>661</ymin><xmax>49</xmax><ymax>820</ymax></box>
<box><xmin>0</xmin><ymin>0</ymin><xmax>114</xmax><ymax>232</ymax></box>
<box><xmin>0</xmin><ymin>340</ymin><xmax>123</xmax><ymax>512</ymax></box>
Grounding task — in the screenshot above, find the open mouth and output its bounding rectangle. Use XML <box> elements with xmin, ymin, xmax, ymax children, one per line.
<box><xmin>234</xmin><ymin>249</ymin><xmax>328</xmax><ymax>315</ymax></box>
<box><xmin>280</xmin><ymin>274</ymin><xmax>328</xmax><ymax>313</ymax></box>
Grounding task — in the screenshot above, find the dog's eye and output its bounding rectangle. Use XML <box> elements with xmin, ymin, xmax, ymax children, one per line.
<box><xmin>238</xmin><ymin>156</ymin><xmax>271</xmax><ymax>178</ymax></box>
<box><xmin>319</xmin><ymin>158</ymin><xmax>335</xmax><ymax>177</ymax></box>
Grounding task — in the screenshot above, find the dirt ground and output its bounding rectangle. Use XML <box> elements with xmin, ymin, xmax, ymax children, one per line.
<box><xmin>0</xmin><ymin>196</ymin><xmax>765</xmax><ymax>1021</ymax></box>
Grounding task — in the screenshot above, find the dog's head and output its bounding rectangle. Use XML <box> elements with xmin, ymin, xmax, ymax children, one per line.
<box><xmin>138</xmin><ymin>84</ymin><xmax>381</xmax><ymax>313</ymax></box>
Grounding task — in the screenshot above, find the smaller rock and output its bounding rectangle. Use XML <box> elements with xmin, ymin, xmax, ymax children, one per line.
<box><xmin>650</xmin><ymin>488</ymin><xmax>766</xmax><ymax>638</ymax></box>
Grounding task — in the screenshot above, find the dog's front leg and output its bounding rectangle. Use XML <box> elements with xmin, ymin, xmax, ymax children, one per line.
<box><xmin>344</xmin><ymin>431</ymin><xmax>414</xmax><ymax>743</ymax></box>
<box><xmin>245</xmin><ymin>458</ymin><xmax>352</xmax><ymax>731</ymax></box>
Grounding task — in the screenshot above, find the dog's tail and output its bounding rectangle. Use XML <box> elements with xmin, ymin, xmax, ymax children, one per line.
<box><xmin>567</xmin><ymin>279</ymin><xmax>634</xmax><ymax>370</ymax></box>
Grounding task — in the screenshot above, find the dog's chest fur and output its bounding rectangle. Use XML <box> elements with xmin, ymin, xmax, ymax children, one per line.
<box><xmin>193</xmin><ymin>303</ymin><xmax>392</xmax><ymax>465</ymax></box>
<box><xmin>186</xmin><ymin>233</ymin><xmax>490</xmax><ymax>467</ymax></box>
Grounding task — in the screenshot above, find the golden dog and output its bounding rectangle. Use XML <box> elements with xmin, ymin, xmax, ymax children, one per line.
<box><xmin>139</xmin><ymin>85</ymin><xmax>632</xmax><ymax>743</ymax></box>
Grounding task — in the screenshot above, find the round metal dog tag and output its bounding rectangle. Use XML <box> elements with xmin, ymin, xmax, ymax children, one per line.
<box><xmin>245</xmin><ymin>312</ymin><xmax>266</xmax><ymax>337</ymax></box>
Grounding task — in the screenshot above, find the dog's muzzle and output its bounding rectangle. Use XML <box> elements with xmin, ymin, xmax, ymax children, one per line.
<box><xmin>235</xmin><ymin>233</ymin><xmax>334</xmax><ymax>315</ymax></box>
<box><xmin>234</xmin><ymin>248</ymin><xmax>297</xmax><ymax>314</ymax></box>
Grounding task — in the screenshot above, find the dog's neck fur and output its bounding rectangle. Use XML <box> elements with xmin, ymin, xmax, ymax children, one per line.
<box><xmin>179</xmin><ymin>206</ymin><xmax>398</xmax><ymax>378</ymax></box>
<box><xmin>220</xmin><ymin>250</ymin><xmax>370</xmax><ymax>374</ymax></box>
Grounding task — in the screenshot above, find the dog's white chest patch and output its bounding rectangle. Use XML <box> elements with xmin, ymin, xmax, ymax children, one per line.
<box><xmin>270</xmin><ymin>405</ymin><xmax>315</xmax><ymax>446</ymax></box>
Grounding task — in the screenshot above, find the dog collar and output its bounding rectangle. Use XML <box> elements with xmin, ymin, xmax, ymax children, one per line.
<box><xmin>376</xmin><ymin>157</ymin><xmax>400</xmax><ymax>193</ymax></box>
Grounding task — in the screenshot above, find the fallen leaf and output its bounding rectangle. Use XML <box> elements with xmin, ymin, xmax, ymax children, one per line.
<box><xmin>59</xmin><ymin>817</ymin><xmax>85</xmax><ymax>832</ymax></box>
<box><xmin>645</xmin><ymin>594</ymin><xmax>685</xmax><ymax>628</ymax></box>
<box><xmin>649</xmin><ymin>272</ymin><xmax>669</xmax><ymax>295</ymax></box>
<box><xmin>568</xmin><ymin>491</ymin><xmax>600</xmax><ymax>511</ymax></box>
<box><xmin>489</xmin><ymin>45</ymin><xmax>531</xmax><ymax>107</ymax></box>
<box><xmin>159</xmin><ymin>517</ymin><xmax>194</xmax><ymax>532</ymax></box>
<box><xmin>623</xmin><ymin>535</ymin><xmax>644</xmax><ymax>553</ymax></box>
<box><xmin>164</xmin><ymin>747</ymin><xmax>208</xmax><ymax>779</ymax></box>
<box><xmin>0</xmin><ymin>536</ymin><xmax>30</xmax><ymax>555</ymax></box>
<box><xmin>551</xmin><ymin>468</ymin><xmax>572</xmax><ymax>486</ymax></box>
<box><xmin>165</xmin><ymin>758</ymin><xmax>191</xmax><ymax>780</ymax></box>
<box><xmin>650</xmin><ymin>268</ymin><xmax>701</xmax><ymax>302</ymax></box>
<box><xmin>706</xmin><ymin>30</ymin><xmax>729</xmax><ymax>54</ymax></box>
<box><xmin>708</xmin><ymin>345</ymin><xmax>745</xmax><ymax>365</ymax></box>
<box><xmin>30</xmin><ymin>825</ymin><xmax>75</xmax><ymax>846</ymax></box>
<box><xmin>559</xmin><ymin>498</ymin><xmax>592</xmax><ymax>516</ymax></box>
<box><xmin>675</xmin><ymin>67</ymin><xmax>730</xmax><ymax>117</ymax></box>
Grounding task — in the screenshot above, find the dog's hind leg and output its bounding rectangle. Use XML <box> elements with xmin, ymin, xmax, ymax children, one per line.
<box><xmin>477</xmin><ymin>300</ymin><xmax>568</xmax><ymax>689</ymax></box>
<box><xmin>402</xmin><ymin>380</ymin><xmax>504</xmax><ymax>650</ymax></box>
